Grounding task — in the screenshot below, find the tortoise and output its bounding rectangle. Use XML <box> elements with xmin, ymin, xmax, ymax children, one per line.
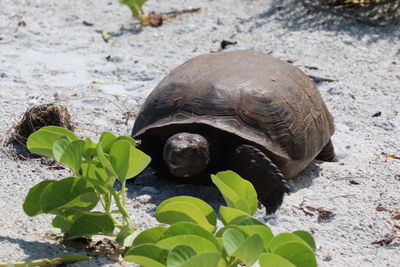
<box><xmin>131</xmin><ymin>50</ymin><xmax>336</xmax><ymax>213</ymax></box>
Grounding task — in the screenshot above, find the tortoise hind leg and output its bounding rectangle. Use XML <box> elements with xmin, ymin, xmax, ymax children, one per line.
<box><xmin>316</xmin><ymin>139</ymin><xmax>337</xmax><ymax>162</ymax></box>
<box><xmin>229</xmin><ymin>144</ymin><xmax>292</xmax><ymax>214</ymax></box>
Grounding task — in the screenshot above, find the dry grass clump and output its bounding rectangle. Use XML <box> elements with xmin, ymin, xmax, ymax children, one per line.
<box><xmin>12</xmin><ymin>104</ymin><xmax>74</xmax><ymax>145</ymax></box>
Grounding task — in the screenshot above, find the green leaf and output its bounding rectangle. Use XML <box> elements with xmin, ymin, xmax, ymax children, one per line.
<box><xmin>96</xmin><ymin>143</ymin><xmax>116</xmax><ymax>177</ymax></box>
<box><xmin>156</xmin><ymin>201</ymin><xmax>215</xmax><ymax>232</ymax></box>
<box><xmin>40</xmin><ymin>177</ymin><xmax>99</xmax><ymax>215</ymax></box>
<box><xmin>109</xmin><ymin>140</ymin><xmax>151</xmax><ymax>182</ymax></box>
<box><xmin>116</xmin><ymin>225</ymin><xmax>139</xmax><ymax>247</ymax></box>
<box><xmin>157</xmin><ymin>235</ymin><xmax>220</xmax><ymax>254</ymax></box>
<box><xmin>27</xmin><ymin>126</ymin><xmax>78</xmax><ymax>158</ymax></box>
<box><xmin>68</xmin><ymin>212</ymin><xmax>115</xmax><ymax>239</ymax></box>
<box><xmin>211</xmin><ymin>171</ymin><xmax>258</xmax><ymax>215</ymax></box>
<box><xmin>215</xmin><ymin>225</ymin><xmax>246</xmax><ymax>238</ymax></box>
<box><xmin>238</xmin><ymin>217</ymin><xmax>266</xmax><ymax>226</ymax></box>
<box><xmin>178</xmin><ymin>252</ymin><xmax>221</xmax><ymax>267</ymax></box>
<box><xmin>114</xmin><ymin>135</ymin><xmax>137</xmax><ymax>146</ymax></box>
<box><xmin>238</xmin><ymin>225</ymin><xmax>274</xmax><ymax>251</ymax></box>
<box><xmin>23</xmin><ymin>180</ymin><xmax>53</xmax><ymax>216</ymax></box>
<box><xmin>124</xmin><ymin>244</ymin><xmax>168</xmax><ymax>267</ymax></box>
<box><xmin>268</xmin><ymin>233</ymin><xmax>312</xmax><ymax>252</ymax></box>
<box><xmin>219</xmin><ymin>206</ymin><xmax>250</xmax><ymax>225</ymax></box>
<box><xmin>52</xmin><ymin>214</ymin><xmax>81</xmax><ymax>232</ymax></box>
<box><xmin>159</xmin><ymin>222</ymin><xmax>221</xmax><ymax>252</ymax></box>
<box><xmin>293</xmin><ymin>230</ymin><xmax>316</xmax><ymax>251</ymax></box>
<box><xmin>272</xmin><ymin>242</ymin><xmax>317</xmax><ymax>267</ymax></box>
<box><xmin>166</xmin><ymin>245</ymin><xmax>197</xmax><ymax>267</ymax></box>
<box><xmin>222</xmin><ymin>228</ymin><xmax>264</xmax><ymax>266</ymax></box>
<box><xmin>132</xmin><ymin>226</ymin><xmax>168</xmax><ymax>246</ymax></box>
<box><xmin>80</xmin><ymin>162</ymin><xmax>109</xmax><ymax>193</ymax></box>
<box><xmin>53</xmin><ymin>137</ymin><xmax>84</xmax><ymax>173</ymax></box>
<box><xmin>119</xmin><ymin>0</ymin><xmax>148</xmax><ymax>18</ymax></box>
<box><xmin>259</xmin><ymin>253</ymin><xmax>296</xmax><ymax>267</ymax></box>
<box><xmin>222</xmin><ymin>228</ymin><xmax>246</xmax><ymax>256</ymax></box>
<box><xmin>98</xmin><ymin>131</ymin><xmax>117</xmax><ymax>153</ymax></box>
<box><xmin>156</xmin><ymin>196</ymin><xmax>216</xmax><ymax>230</ymax></box>
<box><xmin>83</xmin><ymin>137</ymin><xmax>97</xmax><ymax>160</ymax></box>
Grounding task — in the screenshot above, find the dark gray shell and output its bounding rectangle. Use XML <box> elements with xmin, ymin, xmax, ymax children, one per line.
<box><xmin>132</xmin><ymin>50</ymin><xmax>334</xmax><ymax>179</ymax></box>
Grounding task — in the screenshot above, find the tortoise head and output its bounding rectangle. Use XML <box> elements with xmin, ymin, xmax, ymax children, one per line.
<box><xmin>163</xmin><ymin>132</ymin><xmax>210</xmax><ymax>178</ymax></box>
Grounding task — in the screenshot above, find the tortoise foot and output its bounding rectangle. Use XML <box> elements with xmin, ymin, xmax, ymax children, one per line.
<box><xmin>230</xmin><ymin>144</ymin><xmax>291</xmax><ymax>214</ymax></box>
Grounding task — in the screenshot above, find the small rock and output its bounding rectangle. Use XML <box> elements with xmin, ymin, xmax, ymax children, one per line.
<box><xmin>137</xmin><ymin>194</ymin><xmax>152</xmax><ymax>203</ymax></box>
<box><xmin>141</xmin><ymin>186</ymin><xmax>159</xmax><ymax>194</ymax></box>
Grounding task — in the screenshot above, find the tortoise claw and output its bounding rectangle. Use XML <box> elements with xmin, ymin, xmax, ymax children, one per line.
<box><xmin>230</xmin><ymin>144</ymin><xmax>290</xmax><ymax>214</ymax></box>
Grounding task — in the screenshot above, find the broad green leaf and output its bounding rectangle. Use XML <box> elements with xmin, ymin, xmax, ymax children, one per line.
<box><xmin>132</xmin><ymin>226</ymin><xmax>168</xmax><ymax>246</ymax></box>
<box><xmin>68</xmin><ymin>212</ymin><xmax>115</xmax><ymax>239</ymax></box>
<box><xmin>222</xmin><ymin>228</ymin><xmax>264</xmax><ymax>266</ymax></box>
<box><xmin>27</xmin><ymin>126</ymin><xmax>78</xmax><ymax>158</ymax></box>
<box><xmin>124</xmin><ymin>244</ymin><xmax>168</xmax><ymax>267</ymax></box>
<box><xmin>293</xmin><ymin>230</ymin><xmax>316</xmax><ymax>251</ymax></box>
<box><xmin>114</xmin><ymin>135</ymin><xmax>137</xmax><ymax>146</ymax></box>
<box><xmin>53</xmin><ymin>137</ymin><xmax>84</xmax><ymax>173</ymax></box>
<box><xmin>24</xmin><ymin>180</ymin><xmax>54</xmax><ymax>216</ymax></box>
<box><xmin>80</xmin><ymin>162</ymin><xmax>109</xmax><ymax>193</ymax></box>
<box><xmin>109</xmin><ymin>140</ymin><xmax>151</xmax><ymax>182</ymax></box>
<box><xmin>23</xmin><ymin>180</ymin><xmax>53</xmax><ymax>216</ymax></box>
<box><xmin>52</xmin><ymin>214</ymin><xmax>81</xmax><ymax>231</ymax></box>
<box><xmin>238</xmin><ymin>225</ymin><xmax>274</xmax><ymax>251</ymax></box>
<box><xmin>222</xmin><ymin>228</ymin><xmax>246</xmax><ymax>256</ymax></box>
<box><xmin>166</xmin><ymin>245</ymin><xmax>197</xmax><ymax>267</ymax></box>
<box><xmin>40</xmin><ymin>177</ymin><xmax>98</xmax><ymax>215</ymax></box>
<box><xmin>116</xmin><ymin>225</ymin><xmax>139</xmax><ymax>247</ymax></box>
<box><xmin>156</xmin><ymin>196</ymin><xmax>216</xmax><ymax>229</ymax></box>
<box><xmin>83</xmin><ymin>137</ymin><xmax>97</xmax><ymax>160</ymax></box>
<box><xmin>238</xmin><ymin>217</ymin><xmax>266</xmax><ymax>226</ymax></box>
<box><xmin>259</xmin><ymin>253</ymin><xmax>296</xmax><ymax>267</ymax></box>
<box><xmin>179</xmin><ymin>252</ymin><xmax>221</xmax><ymax>267</ymax></box>
<box><xmin>96</xmin><ymin>143</ymin><xmax>116</xmax><ymax>177</ymax></box>
<box><xmin>211</xmin><ymin>171</ymin><xmax>258</xmax><ymax>215</ymax></box>
<box><xmin>272</xmin><ymin>242</ymin><xmax>317</xmax><ymax>267</ymax></box>
<box><xmin>219</xmin><ymin>206</ymin><xmax>250</xmax><ymax>225</ymax></box>
<box><xmin>99</xmin><ymin>131</ymin><xmax>117</xmax><ymax>153</ymax></box>
<box><xmin>157</xmin><ymin>235</ymin><xmax>220</xmax><ymax>254</ymax></box>
<box><xmin>156</xmin><ymin>201</ymin><xmax>215</xmax><ymax>232</ymax></box>
<box><xmin>268</xmin><ymin>233</ymin><xmax>311</xmax><ymax>252</ymax></box>
<box><xmin>215</xmin><ymin>225</ymin><xmax>247</xmax><ymax>238</ymax></box>
<box><xmin>159</xmin><ymin>222</ymin><xmax>221</xmax><ymax>252</ymax></box>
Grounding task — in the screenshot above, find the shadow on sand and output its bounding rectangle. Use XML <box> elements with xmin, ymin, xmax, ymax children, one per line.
<box><xmin>252</xmin><ymin>0</ymin><xmax>399</xmax><ymax>43</ymax></box>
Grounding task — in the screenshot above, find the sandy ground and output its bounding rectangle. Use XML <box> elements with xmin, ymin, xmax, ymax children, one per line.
<box><xmin>1</xmin><ymin>0</ymin><xmax>399</xmax><ymax>266</ymax></box>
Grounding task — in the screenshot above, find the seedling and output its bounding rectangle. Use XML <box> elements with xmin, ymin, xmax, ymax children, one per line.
<box><xmin>119</xmin><ymin>0</ymin><xmax>162</xmax><ymax>26</ymax></box>
<box><xmin>23</xmin><ymin>126</ymin><xmax>151</xmax><ymax>243</ymax></box>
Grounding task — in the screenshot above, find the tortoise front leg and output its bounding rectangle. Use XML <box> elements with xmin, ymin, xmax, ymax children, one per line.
<box><xmin>229</xmin><ymin>144</ymin><xmax>292</xmax><ymax>214</ymax></box>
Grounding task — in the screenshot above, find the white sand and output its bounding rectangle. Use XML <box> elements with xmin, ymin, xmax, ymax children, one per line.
<box><xmin>0</xmin><ymin>0</ymin><xmax>399</xmax><ymax>266</ymax></box>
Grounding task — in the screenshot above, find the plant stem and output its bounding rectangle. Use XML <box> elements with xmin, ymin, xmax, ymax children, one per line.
<box><xmin>0</xmin><ymin>256</ymin><xmax>91</xmax><ymax>267</ymax></box>
<box><xmin>109</xmin><ymin>186</ymin><xmax>135</xmax><ymax>230</ymax></box>
<box><xmin>121</xmin><ymin>180</ymin><xmax>127</xmax><ymax>204</ymax></box>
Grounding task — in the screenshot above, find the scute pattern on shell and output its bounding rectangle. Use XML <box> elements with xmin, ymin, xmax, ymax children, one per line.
<box><xmin>132</xmin><ymin>50</ymin><xmax>334</xmax><ymax>179</ymax></box>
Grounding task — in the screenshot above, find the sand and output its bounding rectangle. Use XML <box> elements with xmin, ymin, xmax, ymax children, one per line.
<box><xmin>0</xmin><ymin>0</ymin><xmax>399</xmax><ymax>266</ymax></box>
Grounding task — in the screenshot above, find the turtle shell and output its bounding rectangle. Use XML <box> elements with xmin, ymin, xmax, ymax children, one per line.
<box><xmin>132</xmin><ymin>50</ymin><xmax>334</xmax><ymax>179</ymax></box>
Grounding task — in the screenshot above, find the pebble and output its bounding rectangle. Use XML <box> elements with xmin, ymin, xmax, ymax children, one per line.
<box><xmin>136</xmin><ymin>194</ymin><xmax>152</xmax><ymax>203</ymax></box>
